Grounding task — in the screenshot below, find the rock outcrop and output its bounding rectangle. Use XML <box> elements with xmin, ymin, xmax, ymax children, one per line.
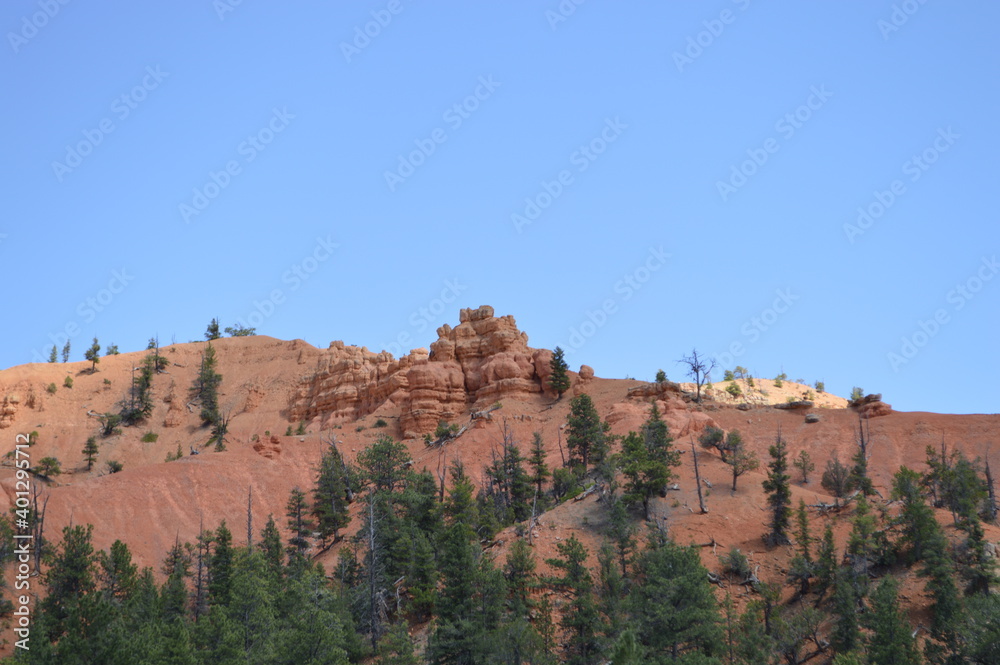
<box><xmin>288</xmin><ymin>306</ymin><xmax>551</xmax><ymax>438</ymax></box>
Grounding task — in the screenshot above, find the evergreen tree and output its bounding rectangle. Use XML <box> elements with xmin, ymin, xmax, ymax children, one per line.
<box><xmin>822</xmin><ymin>455</ymin><xmax>852</xmax><ymax>506</ymax></box>
<box><xmin>194</xmin><ymin>342</ymin><xmax>222</xmax><ymax>426</ymax></box>
<box><xmin>892</xmin><ymin>466</ymin><xmax>938</xmax><ymax>564</ymax></box>
<box><xmin>48</xmin><ymin>344</ymin><xmax>58</xmax><ymax>363</ymax></box>
<box><xmin>84</xmin><ymin>336</ymin><xmax>101</xmax><ymax>372</ymax></box>
<box><xmin>547</xmin><ymin>535</ymin><xmax>603</xmax><ymax>665</ymax></box>
<box><xmin>378</xmin><ymin>621</ymin><xmax>419</xmax><ymax>665</ymax></box>
<box><xmin>313</xmin><ymin>440</ymin><xmax>351</xmax><ymax>545</ymax></box>
<box><xmin>548</xmin><ymin>346</ymin><xmax>571</xmax><ymax>398</ymax></box>
<box><xmin>160</xmin><ymin>538</ymin><xmax>192</xmax><ymax>623</ymax></box>
<box><xmin>285</xmin><ymin>487</ymin><xmax>314</xmax><ymax>564</ymax></box>
<box><xmin>105</xmin><ymin>343</ymin><xmax>119</xmax><ymax>355</ymax></box>
<box><xmin>226</xmin><ymin>548</ymin><xmax>278</xmax><ymax>663</ymax></box>
<box><xmin>40</xmin><ymin>524</ymin><xmax>98</xmax><ymax>640</ymax></box>
<box><xmin>620</xmin><ymin>403</ymin><xmax>679</xmax><ymax>520</ymax></box>
<box><xmin>62</xmin><ymin>339</ymin><xmax>71</xmax><ymax>363</ymax></box>
<box><xmin>793</xmin><ymin>449</ymin><xmax>815</xmax><ymax>484</ymax></box>
<box><xmin>565</xmin><ymin>393</ymin><xmax>609</xmax><ymax>471</ymax></box>
<box><xmin>788</xmin><ymin>500</ymin><xmax>814</xmax><ymax>596</ymax></box>
<box><xmin>82</xmin><ymin>435</ymin><xmax>99</xmax><ymax>471</ymax></box>
<box><xmin>358</xmin><ymin>434</ymin><xmax>412</xmax><ymax>495</ymax></box>
<box><xmin>505</xmin><ymin>538</ymin><xmax>536</xmax><ymax>619</ymax></box>
<box><xmin>865</xmin><ymin>576</ymin><xmax>921</xmax><ymax>665</ymax></box>
<box><xmin>831</xmin><ymin>569</ymin><xmax>861</xmax><ymax>655</ymax></box>
<box><xmin>921</xmin><ymin>521</ymin><xmax>965</xmax><ymax>661</ymax></box>
<box><xmin>628</xmin><ymin>534</ymin><xmax>723</xmax><ymax>661</ymax></box>
<box><xmin>763</xmin><ymin>430</ymin><xmax>793</xmax><ymax>545</ymax></box>
<box><xmin>205</xmin><ymin>317</ymin><xmax>221</xmax><ymax>340</ymax></box>
<box><xmin>96</xmin><ymin>539</ymin><xmax>138</xmax><ymax>606</ymax></box>
<box><xmin>528</xmin><ymin>431</ymin><xmax>551</xmax><ymax>500</ymax></box>
<box><xmin>258</xmin><ymin>514</ymin><xmax>285</xmax><ymax>579</ymax></box>
<box><xmin>846</xmin><ymin>495</ymin><xmax>878</xmax><ymax>595</ymax></box>
<box><xmin>208</xmin><ymin>520</ymin><xmax>234</xmax><ymax>607</ymax></box>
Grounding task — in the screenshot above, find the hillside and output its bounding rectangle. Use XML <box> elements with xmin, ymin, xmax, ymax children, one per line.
<box><xmin>1</xmin><ymin>305</ymin><xmax>997</xmax><ymax>661</ymax></box>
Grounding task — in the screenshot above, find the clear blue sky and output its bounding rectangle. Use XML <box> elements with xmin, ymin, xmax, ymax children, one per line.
<box><xmin>2</xmin><ymin>1</ymin><xmax>997</xmax><ymax>415</ymax></box>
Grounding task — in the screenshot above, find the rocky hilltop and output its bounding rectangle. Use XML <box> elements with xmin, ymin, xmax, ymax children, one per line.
<box><xmin>288</xmin><ymin>305</ymin><xmax>558</xmax><ymax>438</ymax></box>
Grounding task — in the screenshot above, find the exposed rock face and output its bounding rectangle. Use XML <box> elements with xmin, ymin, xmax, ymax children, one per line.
<box><xmin>579</xmin><ymin>365</ymin><xmax>594</xmax><ymax>380</ymax></box>
<box><xmin>289</xmin><ymin>306</ymin><xmax>549</xmax><ymax>438</ymax></box>
<box><xmin>852</xmin><ymin>393</ymin><xmax>893</xmax><ymax>419</ymax></box>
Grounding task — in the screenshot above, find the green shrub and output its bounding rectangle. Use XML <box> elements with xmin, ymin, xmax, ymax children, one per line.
<box><xmin>46</xmin><ymin>383</ymin><xmax>57</xmax><ymax>394</ymax></box>
<box><xmin>99</xmin><ymin>413</ymin><xmax>122</xmax><ymax>437</ymax></box>
<box><xmin>355</xmin><ymin>425</ymin><xmax>365</xmax><ymax>432</ymax></box>
<box><xmin>106</xmin><ymin>460</ymin><xmax>124</xmax><ymax>474</ymax></box>
<box><xmin>35</xmin><ymin>457</ymin><xmax>62</xmax><ymax>477</ymax></box>
<box><xmin>28</xmin><ymin>431</ymin><xmax>39</xmax><ymax>446</ymax></box>
<box><xmin>814</xmin><ymin>381</ymin><xmax>825</xmax><ymax>393</ymax></box>
<box><xmin>63</xmin><ymin>376</ymin><xmax>73</xmax><ymax>389</ymax></box>
<box><xmin>655</xmin><ymin>369</ymin><xmax>667</xmax><ymax>383</ymax></box>
<box><xmin>773</xmin><ymin>372</ymin><xmax>786</xmax><ymax>388</ymax></box>
<box><xmin>165</xmin><ymin>444</ymin><xmax>183</xmax><ymax>462</ymax></box>
<box><xmin>804</xmin><ymin>390</ymin><xmax>816</xmax><ymax>401</ymax></box>
<box><xmin>103</xmin><ymin>378</ymin><xmax>111</xmax><ymax>386</ymax></box>
<box><xmin>374</xmin><ymin>418</ymin><xmax>388</xmax><ymax>428</ymax></box>
<box><xmin>434</xmin><ymin>420</ymin><xmax>460</xmax><ymax>439</ymax></box>
<box><xmin>725</xmin><ymin>382</ymin><xmax>742</xmax><ymax>398</ymax></box>
<box><xmin>720</xmin><ymin>547</ymin><xmax>752</xmax><ymax>579</ymax></box>
<box><xmin>723</xmin><ymin>370</ymin><xmax>735</xmax><ymax>381</ymax></box>
<box><xmin>850</xmin><ymin>386</ymin><xmax>864</xmax><ymax>402</ymax></box>
<box><xmin>141</xmin><ymin>431</ymin><xmax>158</xmax><ymax>443</ymax></box>
<box><xmin>295</xmin><ymin>421</ymin><xmax>306</xmax><ymax>435</ymax></box>
<box><xmin>285</xmin><ymin>425</ymin><xmax>293</xmax><ymax>436</ymax></box>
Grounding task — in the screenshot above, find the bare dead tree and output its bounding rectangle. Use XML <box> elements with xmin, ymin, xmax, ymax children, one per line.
<box><xmin>31</xmin><ymin>484</ymin><xmax>48</xmax><ymax>573</ymax></box>
<box><xmin>437</xmin><ymin>447</ymin><xmax>448</xmax><ymax>503</ymax></box>
<box><xmin>556</xmin><ymin>425</ymin><xmax>566</xmax><ymax>467</ymax></box>
<box><xmin>246</xmin><ymin>486</ymin><xmax>253</xmax><ymax>548</ymax></box>
<box><xmin>985</xmin><ymin>452</ymin><xmax>998</xmax><ymax>524</ymax></box>
<box><xmin>677</xmin><ymin>348</ymin><xmax>717</xmax><ymax>403</ymax></box>
<box><xmin>691</xmin><ymin>439</ymin><xmax>708</xmax><ymax>514</ymax></box>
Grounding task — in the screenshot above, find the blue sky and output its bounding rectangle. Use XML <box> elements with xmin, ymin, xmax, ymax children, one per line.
<box><xmin>2</xmin><ymin>1</ymin><xmax>997</xmax><ymax>415</ymax></box>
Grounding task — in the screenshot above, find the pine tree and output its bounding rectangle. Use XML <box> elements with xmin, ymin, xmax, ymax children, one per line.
<box><xmin>528</xmin><ymin>432</ymin><xmax>551</xmax><ymax>499</ymax></box>
<box><xmin>787</xmin><ymin>500</ymin><xmax>814</xmax><ymax>596</ymax></box>
<box><xmin>285</xmin><ymin>487</ymin><xmax>314</xmax><ymax>563</ymax></box>
<box><xmin>629</xmin><ymin>535</ymin><xmax>723</xmax><ymax>661</ymax></box>
<box><xmin>82</xmin><ymin>435</ymin><xmax>99</xmax><ymax>471</ymax></box>
<box><xmin>846</xmin><ymin>495</ymin><xmax>878</xmax><ymax>596</ymax></box>
<box><xmin>548</xmin><ymin>346</ymin><xmax>571</xmax><ymax>398</ymax></box>
<box><xmin>815</xmin><ymin>523</ymin><xmax>838</xmax><ymax>600</ymax></box>
<box><xmin>547</xmin><ymin>535</ymin><xmax>603</xmax><ymax>665</ymax></box>
<box><xmin>505</xmin><ymin>538</ymin><xmax>536</xmax><ymax>619</ymax></box>
<box><xmin>565</xmin><ymin>393</ymin><xmax>609</xmax><ymax>471</ymax></box>
<box><xmin>831</xmin><ymin>569</ymin><xmax>861</xmax><ymax>654</ymax></box>
<box><xmin>358</xmin><ymin>434</ymin><xmax>412</xmax><ymax>495</ymax></box>
<box><xmin>62</xmin><ymin>339</ymin><xmax>71</xmax><ymax>362</ymax></box>
<box><xmin>84</xmin><ymin>336</ymin><xmax>101</xmax><ymax>371</ymax></box>
<box><xmin>891</xmin><ymin>466</ymin><xmax>938</xmax><ymax>564</ymax></box>
<box><xmin>793</xmin><ymin>449</ymin><xmax>815</xmax><ymax>484</ymax></box>
<box><xmin>208</xmin><ymin>520</ymin><xmax>234</xmax><ymax>607</ymax></box>
<box><xmin>848</xmin><ymin>417</ymin><xmax>876</xmax><ymax>496</ymax></box>
<box><xmin>763</xmin><ymin>430</ymin><xmax>792</xmax><ymax>546</ymax></box>
<box><xmin>48</xmin><ymin>344</ymin><xmax>58</xmax><ymax>363</ymax></box>
<box><xmin>96</xmin><ymin>539</ymin><xmax>138</xmax><ymax>605</ymax></box>
<box><xmin>205</xmin><ymin>317</ymin><xmax>221</xmax><ymax>340</ymax></box>
<box><xmin>313</xmin><ymin>440</ymin><xmax>351</xmax><ymax>545</ymax></box>
<box><xmin>865</xmin><ymin>576</ymin><xmax>921</xmax><ymax>665</ymax></box>
<box><xmin>822</xmin><ymin>455</ymin><xmax>852</xmax><ymax>506</ymax></box>
<box><xmin>194</xmin><ymin>342</ymin><xmax>222</xmax><ymax>426</ymax></box>
<box><xmin>642</xmin><ymin>402</ymin><xmax>679</xmax><ymax>494</ymax></box>
<box><xmin>258</xmin><ymin>514</ymin><xmax>284</xmax><ymax>578</ymax></box>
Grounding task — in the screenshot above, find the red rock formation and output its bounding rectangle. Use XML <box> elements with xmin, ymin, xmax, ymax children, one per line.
<box><xmin>289</xmin><ymin>306</ymin><xmax>550</xmax><ymax>438</ymax></box>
